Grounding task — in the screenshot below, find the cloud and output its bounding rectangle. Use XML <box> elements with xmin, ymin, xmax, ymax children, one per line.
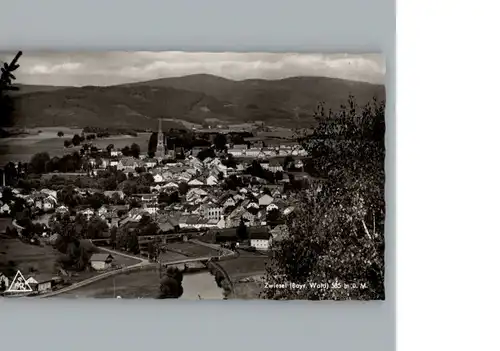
<box><xmin>28</xmin><ymin>62</ymin><xmax>82</xmax><ymax>75</ymax></box>
<box><xmin>0</xmin><ymin>51</ymin><xmax>385</xmax><ymax>86</ymax></box>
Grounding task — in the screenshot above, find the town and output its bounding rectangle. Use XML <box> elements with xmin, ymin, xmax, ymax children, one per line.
<box><xmin>0</xmin><ymin>119</ymin><xmax>312</xmax><ymax>299</ymax></box>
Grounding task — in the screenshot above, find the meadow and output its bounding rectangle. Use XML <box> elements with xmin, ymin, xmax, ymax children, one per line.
<box><xmin>0</xmin><ymin>127</ymin><xmax>151</xmax><ymax>164</ymax></box>
<box><xmin>218</xmin><ymin>250</ymin><xmax>268</xmax><ymax>281</ymax></box>
<box><xmin>0</xmin><ymin>237</ymin><xmax>60</xmax><ymax>277</ymax></box>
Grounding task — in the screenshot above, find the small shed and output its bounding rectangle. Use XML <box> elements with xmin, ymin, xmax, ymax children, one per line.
<box><xmin>90</xmin><ymin>253</ymin><xmax>114</xmax><ymax>271</ymax></box>
<box><xmin>26</xmin><ymin>274</ymin><xmax>54</xmax><ymax>293</ymax></box>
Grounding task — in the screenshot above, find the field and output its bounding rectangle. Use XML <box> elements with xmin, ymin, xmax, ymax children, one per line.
<box><xmin>0</xmin><ymin>127</ymin><xmax>150</xmax><ymax>164</ymax></box>
<box><xmin>166</xmin><ymin>242</ymin><xmax>221</xmax><ymax>258</ymax></box>
<box><xmin>159</xmin><ymin>250</ymin><xmax>188</xmax><ymax>262</ymax></box>
<box><xmin>218</xmin><ymin>251</ymin><xmax>269</xmax><ymax>280</ymax></box>
<box><xmin>0</xmin><ymin>237</ymin><xmax>60</xmax><ymax>277</ymax></box>
<box><xmin>57</xmin><ymin>269</ymin><xmax>223</xmax><ymax>299</ymax></box>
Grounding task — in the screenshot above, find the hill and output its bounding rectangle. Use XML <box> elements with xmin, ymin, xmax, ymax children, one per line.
<box><xmin>11</xmin><ymin>84</ymin><xmax>68</xmax><ymax>95</ymax></box>
<box><xmin>9</xmin><ymin>75</ymin><xmax>385</xmax><ymax>129</ymax></box>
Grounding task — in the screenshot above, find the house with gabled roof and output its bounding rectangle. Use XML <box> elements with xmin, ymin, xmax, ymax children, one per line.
<box><xmin>79</xmin><ymin>208</ymin><xmax>95</xmax><ymax>219</ymax></box>
<box><xmin>117</xmin><ymin>157</ymin><xmax>143</xmax><ymax>171</ymax></box>
<box><xmin>90</xmin><ymin>253</ymin><xmax>114</xmax><ymax>271</ymax></box>
<box><xmin>143</xmin><ymin>158</ymin><xmax>158</xmax><ymax>168</ymax></box>
<box><xmin>26</xmin><ymin>274</ymin><xmax>54</xmax><ymax>293</ymax></box>
<box><xmin>206</xmin><ymin>175</ymin><xmax>218</xmax><ymax>186</ymax></box>
<box><xmin>188</xmin><ymin>178</ymin><xmax>204</xmax><ymax>187</ymax></box>
<box><xmin>153</xmin><ymin>173</ymin><xmax>164</xmax><ymax>183</ymax></box>
<box><xmin>258</xmin><ymin>194</ymin><xmax>274</xmax><ymax>207</ymax></box>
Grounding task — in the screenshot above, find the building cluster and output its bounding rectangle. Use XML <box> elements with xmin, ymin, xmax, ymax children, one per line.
<box><xmin>1</xmin><ymin>121</ymin><xmax>310</xmax><ymax>255</ymax></box>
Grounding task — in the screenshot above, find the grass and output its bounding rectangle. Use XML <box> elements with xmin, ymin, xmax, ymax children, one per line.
<box><xmin>159</xmin><ymin>250</ymin><xmax>188</xmax><ymax>262</ymax></box>
<box><xmin>218</xmin><ymin>251</ymin><xmax>269</xmax><ymax>280</ymax></box>
<box><xmin>166</xmin><ymin>242</ymin><xmax>220</xmax><ymax>258</ymax></box>
<box><xmin>0</xmin><ymin>237</ymin><xmax>60</xmax><ymax>277</ymax></box>
<box><xmin>57</xmin><ymin>269</ymin><xmax>223</xmax><ymax>300</ymax></box>
<box><xmin>0</xmin><ymin>131</ymin><xmax>150</xmax><ymax>164</ymax></box>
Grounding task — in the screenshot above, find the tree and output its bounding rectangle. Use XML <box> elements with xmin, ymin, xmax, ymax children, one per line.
<box><xmin>283</xmin><ymin>156</ymin><xmax>294</xmax><ymax>170</ymax></box>
<box><xmin>122</xmin><ymin>146</ymin><xmax>131</xmax><ymax>156</ymax></box>
<box><xmin>236</xmin><ymin>218</ymin><xmax>248</xmax><ymax>241</ymax></box>
<box><xmin>178</xmin><ymin>182</ymin><xmax>189</xmax><ymax>195</ymax></box>
<box><xmin>72</xmin><ymin>134</ymin><xmax>82</xmax><ymax>146</ymax></box>
<box><xmin>0</xmin><ymin>51</ymin><xmax>22</xmax><ymax>127</ymax></box>
<box><xmin>263</xmin><ymin>96</ymin><xmax>385</xmax><ymax>301</ymax></box>
<box><xmin>214</xmin><ymin>133</ymin><xmax>227</xmax><ymax>151</ymax></box>
<box><xmin>110</xmin><ymin>227</ymin><xmax>117</xmax><ymax>249</ymax></box>
<box><xmin>130</xmin><ymin>143</ymin><xmax>141</xmax><ymax>158</ymax></box>
<box><xmin>0</xmin><ymin>279</ymin><xmax>6</xmax><ymax>292</ymax></box>
<box><xmin>148</xmin><ymin>132</ymin><xmax>158</xmax><ymax>157</ymax></box>
<box><xmin>197</xmin><ymin>148</ymin><xmax>215</xmax><ymax>161</ymax></box>
<box><xmin>29</xmin><ymin>152</ymin><xmax>50</xmax><ymax>174</ymax></box>
<box><xmin>266</xmin><ymin>208</ymin><xmax>280</xmax><ymax>223</ymax></box>
<box><xmin>106</xmin><ymin>144</ymin><xmax>114</xmax><ymax>155</ymax></box>
<box><xmin>158</xmin><ymin>266</ymin><xmax>184</xmax><ymax>299</ymax></box>
<box><xmin>86</xmin><ymin>216</ymin><xmax>109</xmax><ymax>240</ymax></box>
<box><xmin>63</xmin><ymin>140</ymin><xmax>72</xmax><ymax>148</ymax></box>
<box><xmin>57</xmin><ymin>131</ymin><xmax>64</xmax><ymax>137</ymax></box>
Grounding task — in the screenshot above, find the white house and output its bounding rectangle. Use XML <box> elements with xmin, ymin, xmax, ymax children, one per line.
<box><xmin>110</xmin><ymin>160</ymin><xmax>119</xmax><ymax>167</ymax></box>
<box><xmin>245</xmin><ymin>148</ymin><xmax>261</xmax><ymax>158</ymax></box>
<box><xmin>204</xmin><ymin>204</ymin><xmax>223</xmax><ymax>221</ymax></box>
<box><xmin>206</xmin><ymin>175</ymin><xmax>218</xmax><ymax>186</ymax></box>
<box><xmin>221</xmin><ymin>196</ymin><xmax>236</xmax><ymax>209</ymax></box>
<box><xmin>110</xmin><ymin>150</ymin><xmax>121</xmax><ymax>157</ymax></box>
<box><xmin>249</xmin><ymin>227</ymin><xmax>271</xmax><ymax>251</ymax></box>
<box><xmin>164</xmin><ymin>182</ymin><xmax>179</xmax><ymax>189</ymax></box>
<box><xmin>228</xmin><ymin>148</ymin><xmax>244</xmax><ymax>157</ymax></box>
<box><xmin>117</xmin><ymin>157</ymin><xmax>143</xmax><ymax>171</ymax></box>
<box><xmin>43</xmin><ymin>196</ymin><xmax>57</xmax><ymax>211</ymax></box>
<box><xmin>247</xmin><ymin>202</ymin><xmax>259</xmax><ymax>210</ymax></box>
<box><xmin>143</xmin><ymin>158</ymin><xmax>157</xmax><ymax>168</ymax></box>
<box><xmin>80</xmin><ymin>208</ymin><xmax>95</xmax><ymax>220</ymax></box>
<box><xmin>90</xmin><ymin>253</ymin><xmax>114</xmax><ymax>271</ymax></box>
<box><xmin>266</xmin><ymin>203</ymin><xmax>279</xmax><ymax>212</ymax></box>
<box><xmin>258</xmin><ymin>194</ymin><xmax>274</xmax><ymax>207</ymax></box>
<box><xmin>55</xmin><ymin>205</ymin><xmax>69</xmax><ymax>214</ymax></box>
<box><xmin>283</xmin><ymin>206</ymin><xmax>295</xmax><ymax>216</ymax></box>
<box><xmin>153</xmin><ymin>174</ymin><xmax>164</xmax><ymax>183</ymax></box>
<box><xmin>268</xmin><ymin>160</ymin><xmax>283</xmax><ymax>173</ymax></box>
<box><xmin>0</xmin><ymin>203</ymin><xmax>10</xmax><ymax>214</ymax></box>
<box><xmin>188</xmin><ymin>179</ymin><xmax>204</xmax><ymax>187</ymax></box>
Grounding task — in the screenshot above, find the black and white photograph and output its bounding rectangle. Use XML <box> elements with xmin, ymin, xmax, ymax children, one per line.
<box><xmin>0</xmin><ymin>51</ymin><xmax>386</xmax><ymax>300</ymax></box>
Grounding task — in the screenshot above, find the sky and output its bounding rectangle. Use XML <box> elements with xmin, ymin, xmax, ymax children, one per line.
<box><xmin>0</xmin><ymin>51</ymin><xmax>385</xmax><ymax>87</ymax></box>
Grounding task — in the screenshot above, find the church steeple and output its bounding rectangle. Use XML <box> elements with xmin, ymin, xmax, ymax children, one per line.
<box><xmin>155</xmin><ymin>118</ymin><xmax>165</xmax><ymax>158</ymax></box>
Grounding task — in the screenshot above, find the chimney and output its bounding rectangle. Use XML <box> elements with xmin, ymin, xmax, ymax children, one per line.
<box><xmin>2</xmin><ymin>171</ymin><xmax>5</xmax><ymax>186</ymax></box>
